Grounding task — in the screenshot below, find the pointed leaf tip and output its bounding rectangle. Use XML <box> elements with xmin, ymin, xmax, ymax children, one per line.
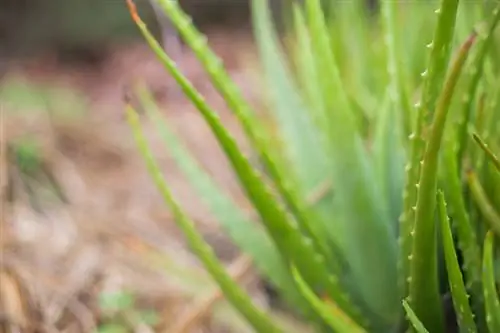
<box><xmin>126</xmin><ymin>0</ymin><xmax>140</xmax><ymax>23</ymax></box>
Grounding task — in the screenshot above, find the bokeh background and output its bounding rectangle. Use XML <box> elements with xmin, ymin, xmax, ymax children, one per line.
<box><xmin>1</xmin><ymin>1</ymin><xmax>296</xmax><ymax>332</ymax></box>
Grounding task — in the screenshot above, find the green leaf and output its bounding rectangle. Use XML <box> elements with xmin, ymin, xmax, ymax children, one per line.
<box><xmin>402</xmin><ymin>300</ymin><xmax>430</xmax><ymax>333</ymax></box>
<box><xmin>125</xmin><ymin>104</ymin><xmax>284</xmax><ymax>333</ymax></box>
<box><xmin>441</xmin><ymin>141</ymin><xmax>483</xmax><ymax>321</ymax></box>
<box><xmin>456</xmin><ymin>4</ymin><xmax>500</xmax><ymax>165</ymax></box>
<box><xmin>134</xmin><ymin>310</ymin><xmax>161</xmax><ymax>326</ymax></box>
<box><xmin>253</xmin><ymin>0</ymin><xmax>331</xmax><ymax>196</ymax></box>
<box><xmin>132</xmin><ymin>82</ymin><xmax>305</xmax><ymax>312</ymax></box>
<box><xmin>302</xmin><ymin>0</ymin><xmax>399</xmax><ymax>324</ymax></box>
<box><xmin>0</xmin><ymin>77</ymin><xmax>87</xmax><ymax>119</ymax></box>
<box><xmin>409</xmin><ymin>31</ymin><xmax>477</xmax><ymax>333</ymax></box>
<box><xmin>380</xmin><ymin>0</ymin><xmax>411</xmax><ymax>137</ymax></box>
<box><xmin>400</xmin><ymin>0</ymin><xmax>461</xmax><ymax>302</ymax></box>
<box><xmin>291</xmin><ymin>2</ymin><xmax>328</xmax><ymax>139</ymax></box>
<box><xmin>127</xmin><ymin>0</ymin><xmax>362</xmax><ymax>325</ymax></box>
<box><xmin>437</xmin><ymin>191</ymin><xmax>477</xmax><ymax>333</ymax></box>
<box><xmin>12</xmin><ymin>138</ymin><xmax>43</xmax><ymax>176</ymax></box>
<box><xmin>372</xmin><ymin>88</ymin><xmax>406</xmax><ymax>232</ymax></box>
<box><xmin>472</xmin><ymin>133</ymin><xmax>500</xmax><ymax>173</ymax></box>
<box><xmin>290</xmin><ymin>265</ymin><xmax>368</xmax><ymax>333</ymax></box>
<box><xmin>482</xmin><ymin>231</ymin><xmax>500</xmax><ymax>333</ymax></box>
<box><xmin>468</xmin><ymin>171</ymin><xmax>500</xmax><ymax>237</ymax></box>
<box><xmin>150</xmin><ymin>2</ymin><xmax>347</xmax><ymax>308</ymax></box>
<box><xmin>246</xmin><ymin>0</ymin><xmax>344</xmax><ymax>279</ymax></box>
<box><xmin>98</xmin><ymin>291</ymin><xmax>135</xmax><ymax>313</ymax></box>
<box><xmin>96</xmin><ymin>323</ymin><xmax>128</xmax><ymax>333</ymax></box>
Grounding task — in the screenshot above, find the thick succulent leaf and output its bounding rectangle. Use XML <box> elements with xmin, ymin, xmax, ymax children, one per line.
<box><xmin>402</xmin><ymin>300</ymin><xmax>430</xmax><ymax>333</ymax></box>
<box><xmin>400</xmin><ymin>0</ymin><xmax>461</xmax><ymax>301</ymax></box>
<box><xmin>380</xmin><ymin>0</ymin><xmax>412</xmax><ymax>136</ymax></box>
<box><xmin>333</xmin><ymin>0</ymin><xmax>375</xmax><ymax>100</ymax></box>
<box><xmin>289</xmin><ymin>3</ymin><xmax>365</xmax><ymax>257</ymax></box>
<box><xmin>456</xmin><ymin>5</ymin><xmax>500</xmax><ymax>165</ymax></box>
<box><xmin>253</xmin><ymin>5</ymin><xmax>333</xmax><ymax>206</ymax></box>
<box><xmin>249</xmin><ymin>0</ymin><xmax>344</xmax><ymax>270</ymax></box>
<box><xmin>483</xmin><ymin>164</ymin><xmax>500</xmax><ymax>220</ymax></box>
<box><xmin>469</xmin><ymin>95</ymin><xmax>488</xmax><ymax>174</ymax></box>
<box><xmin>472</xmin><ymin>133</ymin><xmax>500</xmax><ymax>173</ymax></box>
<box><xmin>303</xmin><ymin>0</ymin><xmax>399</xmax><ymax>324</ymax></box>
<box><xmin>151</xmin><ymin>0</ymin><xmax>344</xmax><ymax>296</ymax></box>
<box><xmin>126</xmin><ymin>0</ymin><xmax>362</xmax><ymax>324</ymax></box>
<box><xmin>125</xmin><ymin>105</ymin><xmax>284</xmax><ymax>333</ymax></box>
<box><xmin>409</xmin><ymin>32</ymin><xmax>476</xmax><ymax>333</ymax></box>
<box><xmin>468</xmin><ymin>171</ymin><xmax>500</xmax><ymax>237</ymax></box>
<box><xmin>437</xmin><ymin>191</ymin><xmax>478</xmax><ymax>333</ymax></box>
<box><xmin>132</xmin><ymin>82</ymin><xmax>306</xmax><ymax>311</ymax></box>
<box><xmin>372</xmin><ymin>89</ymin><xmax>406</xmax><ymax>233</ymax></box>
<box><xmin>290</xmin><ymin>3</ymin><xmax>328</xmax><ymax>142</ymax></box>
<box><xmin>441</xmin><ymin>141</ymin><xmax>483</xmax><ymax>320</ymax></box>
<box><xmin>290</xmin><ymin>265</ymin><xmax>367</xmax><ymax>333</ymax></box>
<box><xmin>482</xmin><ymin>231</ymin><xmax>500</xmax><ymax>333</ymax></box>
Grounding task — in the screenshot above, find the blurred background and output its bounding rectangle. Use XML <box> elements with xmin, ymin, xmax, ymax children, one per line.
<box><xmin>1</xmin><ymin>0</ymin><xmax>479</xmax><ymax>332</ymax></box>
<box><xmin>1</xmin><ymin>1</ymin><xmax>294</xmax><ymax>332</ymax></box>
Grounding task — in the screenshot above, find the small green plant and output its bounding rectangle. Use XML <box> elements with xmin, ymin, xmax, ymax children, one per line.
<box><xmin>125</xmin><ymin>0</ymin><xmax>500</xmax><ymax>332</ymax></box>
<box><xmin>96</xmin><ymin>290</ymin><xmax>160</xmax><ymax>333</ymax></box>
<box><xmin>8</xmin><ymin>138</ymin><xmax>67</xmax><ymax>211</ymax></box>
<box><xmin>1</xmin><ymin>76</ymin><xmax>88</xmax><ymax>119</ymax></box>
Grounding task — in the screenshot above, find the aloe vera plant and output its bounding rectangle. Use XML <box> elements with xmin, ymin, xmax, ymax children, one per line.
<box><xmin>125</xmin><ymin>0</ymin><xmax>500</xmax><ymax>332</ymax></box>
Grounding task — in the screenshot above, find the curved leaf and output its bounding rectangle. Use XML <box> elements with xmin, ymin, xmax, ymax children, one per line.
<box><xmin>472</xmin><ymin>133</ymin><xmax>500</xmax><ymax>173</ymax></box>
<box><xmin>456</xmin><ymin>4</ymin><xmax>500</xmax><ymax>165</ymax></box>
<box><xmin>132</xmin><ymin>82</ymin><xmax>305</xmax><ymax>310</ymax></box>
<box><xmin>126</xmin><ymin>0</ymin><xmax>361</xmax><ymax>324</ymax></box>
<box><xmin>437</xmin><ymin>191</ymin><xmax>477</xmax><ymax>333</ymax></box>
<box><xmin>482</xmin><ymin>231</ymin><xmax>500</xmax><ymax>333</ymax></box>
<box><xmin>402</xmin><ymin>299</ymin><xmax>430</xmax><ymax>333</ymax></box>
<box><xmin>441</xmin><ymin>140</ymin><xmax>483</xmax><ymax>320</ymax></box>
<box><xmin>303</xmin><ymin>0</ymin><xmax>399</xmax><ymax>324</ymax></box>
<box><xmin>126</xmin><ymin>105</ymin><xmax>284</xmax><ymax>333</ymax></box>
<box><xmin>290</xmin><ymin>265</ymin><xmax>368</xmax><ymax>333</ymax></box>
<box><xmin>468</xmin><ymin>171</ymin><xmax>500</xmax><ymax>237</ymax></box>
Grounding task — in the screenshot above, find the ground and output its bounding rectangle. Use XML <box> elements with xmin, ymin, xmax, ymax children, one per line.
<box><xmin>1</xmin><ymin>27</ymin><xmax>302</xmax><ymax>333</ymax></box>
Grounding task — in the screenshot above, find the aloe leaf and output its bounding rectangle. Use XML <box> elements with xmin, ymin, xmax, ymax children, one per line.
<box><xmin>154</xmin><ymin>0</ymin><xmax>330</xmax><ymax>205</ymax></box>
<box><xmin>400</xmin><ymin>0</ymin><xmax>461</xmax><ymax>301</ymax></box>
<box><xmin>470</xmin><ymin>94</ymin><xmax>488</xmax><ymax>176</ymax></box>
<box><xmin>290</xmin><ymin>3</ymin><xmax>365</xmax><ymax>255</ymax></box>
<box><xmin>132</xmin><ymin>82</ymin><xmax>306</xmax><ymax>310</ymax></box>
<box><xmin>441</xmin><ymin>141</ymin><xmax>483</xmax><ymax>321</ymax></box>
<box><xmin>249</xmin><ymin>0</ymin><xmax>342</xmax><ymax>266</ymax></box>
<box><xmin>373</xmin><ymin>85</ymin><xmax>406</xmax><ymax>233</ymax></box>
<box><xmin>125</xmin><ymin>105</ymin><xmax>284</xmax><ymax>333</ymax></box>
<box><xmin>482</xmin><ymin>230</ymin><xmax>500</xmax><ymax>333</ymax></box>
<box><xmin>334</xmin><ymin>0</ymin><xmax>372</xmax><ymax>98</ymax></box>
<box><xmin>402</xmin><ymin>300</ymin><xmax>430</xmax><ymax>333</ymax></box>
<box><xmin>290</xmin><ymin>3</ymin><xmax>327</xmax><ymax>140</ymax></box>
<box><xmin>150</xmin><ymin>0</ymin><xmax>342</xmax><ymax>290</ymax></box>
<box><xmin>456</xmin><ymin>5</ymin><xmax>500</xmax><ymax>165</ymax></box>
<box><xmin>380</xmin><ymin>0</ymin><xmax>411</xmax><ymax>137</ymax></box>
<box><xmin>126</xmin><ymin>0</ymin><xmax>362</xmax><ymax>325</ymax></box>
<box><xmin>437</xmin><ymin>191</ymin><xmax>478</xmax><ymax>333</ymax></box>
<box><xmin>468</xmin><ymin>171</ymin><xmax>500</xmax><ymax>237</ymax></box>
<box><xmin>409</xmin><ymin>32</ymin><xmax>477</xmax><ymax>332</ymax></box>
<box><xmin>290</xmin><ymin>265</ymin><xmax>368</xmax><ymax>333</ymax></box>
<box><xmin>472</xmin><ymin>133</ymin><xmax>500</xmax><ymax>173</ymax></box>
<box><xmin>303</xmin><ymin>0</ymin><xmax>399</xmax><ymax>324</ymax></box>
